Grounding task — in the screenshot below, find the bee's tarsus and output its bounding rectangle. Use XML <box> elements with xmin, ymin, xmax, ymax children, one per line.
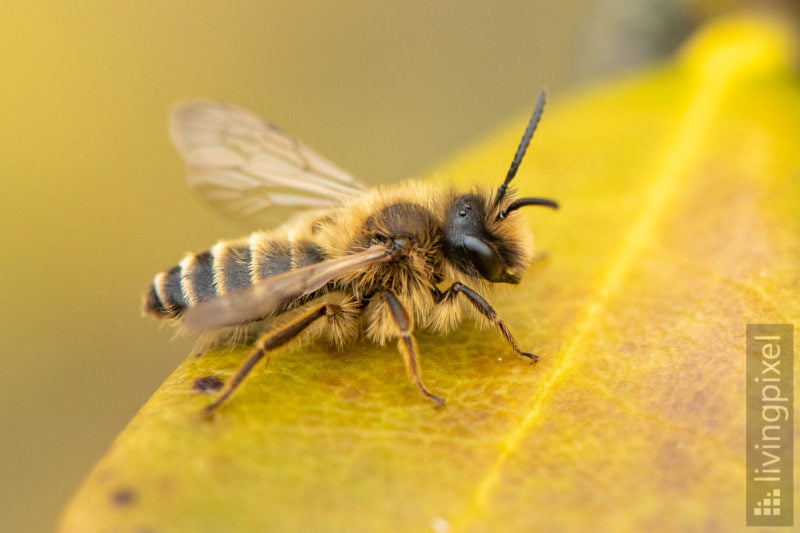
<box><xmin>204</xmin><ymin>345</ymin><xmax>268</xmax><ymax>413</ymax></box>
<box><xmin>427</xmin><ymin>392</ymin><xmax>446</xmax><ymax>407</ymax></box>
<box><xmin>200</xmin><ymin>406</ymin><xmax>218</xmax><ymax>422</ymax></box>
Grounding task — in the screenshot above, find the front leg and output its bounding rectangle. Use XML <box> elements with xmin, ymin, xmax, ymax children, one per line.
<box><xmin>432</xmin><ymin>282</ymin><xmax>538</xmax><ymax>362</ymax></box>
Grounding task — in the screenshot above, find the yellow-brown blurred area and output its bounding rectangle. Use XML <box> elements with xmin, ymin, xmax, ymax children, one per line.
<box><xmin>0</xmin><ymin>2</ymin><xmax>792</xmax><ymax>532</ymax></box>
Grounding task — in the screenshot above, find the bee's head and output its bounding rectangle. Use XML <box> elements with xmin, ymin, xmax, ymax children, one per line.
<box><xmin>444</xmin><ymin>191</ymin><xmax>555</xmax><ymax>283</ymax></box>
<box><xmin>443</xmin><ymin>89</ymin><xmax>558</xmax><ymax>284</ymax></box>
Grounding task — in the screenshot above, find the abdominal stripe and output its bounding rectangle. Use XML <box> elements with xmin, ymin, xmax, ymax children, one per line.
<box><xmin>150</xmin><ymin>265</ymin><xmax>187</xmax><ymax>318</ymax></box>
<box><xmin>251</xmin><ymin>238</ymin><xmax>328</xmax><ymax>283</ymax></box>
<box><xmin>148</xmin><ymin>238</ymin><xmax>328</xmax><ymax>319</ymax></box>
<box><xmin>214</xmin><ymin>243</ymin><xmax>252</xmax><ymax>294</ymax></box>
<box><xmin>181</xmin><ymin>251</ymin><xmax>216</xmax><ymax>304</ymax></box>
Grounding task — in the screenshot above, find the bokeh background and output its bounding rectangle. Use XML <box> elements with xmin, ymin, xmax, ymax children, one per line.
<box><xmin>1</xmin><ymin>2</ymin><xmax>795</xmax><ymax>532</ymax></box>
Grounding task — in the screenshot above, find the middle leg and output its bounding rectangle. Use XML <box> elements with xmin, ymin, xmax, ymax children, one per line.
<box><xmin>382</xmin><ymin>290</ymin><xmax>445</xmax><ymax>405</ymax></box>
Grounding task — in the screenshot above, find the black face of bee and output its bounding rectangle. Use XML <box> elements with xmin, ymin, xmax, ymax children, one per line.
<box><xmin>444</xmin><ymin>193</ymin><xmax>523</xmax><ymax>284</ymax></box>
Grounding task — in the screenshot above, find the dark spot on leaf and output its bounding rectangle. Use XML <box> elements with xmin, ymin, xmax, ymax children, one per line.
<box><xmin>340</xmin><ymin>386</ymin><xmax>363</xmax><ymax>400</ymax></box>
<box><xmin>111</xmin><ymin>487</ymin><xmax>137</xmax><ymax>506</ymax></box>
<box><xmin>618</xmin><ymin>341</ymin><xmax>637</xmax><ymax>353</ymax></box>
<box><xmin>193</xmin><ymin>375</ymin><xmax>224</xmax><ymax>393</ymax></box>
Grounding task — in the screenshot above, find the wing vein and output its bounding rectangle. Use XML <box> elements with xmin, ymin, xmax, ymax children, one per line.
<box><xmin>171</xmin><ymin>101</ymin><xmax>370</xmax><ymax>229</ymax></box>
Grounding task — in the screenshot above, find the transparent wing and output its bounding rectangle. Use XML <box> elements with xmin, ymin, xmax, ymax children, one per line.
<box><xmin>181</xmin><ymin>245</ymin><xmax>394</xmax><ymax>333</ymax></box>
<box><xmin>170</xmin><ymin>101</ymin><xmax>369</xmax><ymax>229</ymax></box>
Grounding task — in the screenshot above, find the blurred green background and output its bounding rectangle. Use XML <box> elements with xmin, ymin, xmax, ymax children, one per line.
<box><xmin>1</xmin><ymin>2</ymin><xmax>794</xmax><ymax>532</ymax></box>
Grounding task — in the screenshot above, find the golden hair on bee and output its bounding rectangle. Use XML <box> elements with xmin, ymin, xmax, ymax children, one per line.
<box><xmin>143</xmin><ymin>89</ymin><xmax>558</xmax><ymax>411</ymax></box>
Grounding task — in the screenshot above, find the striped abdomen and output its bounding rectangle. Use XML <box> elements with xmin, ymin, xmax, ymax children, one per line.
<box><xmin>144</xmin><ymin>237</ymin><xmax>328</xmax><ymax>319</ymax></box>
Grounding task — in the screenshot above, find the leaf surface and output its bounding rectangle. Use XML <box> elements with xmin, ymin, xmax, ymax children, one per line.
<box><xmin>60</xmin><ymin>16</ymin><xmax>800</xmax><ymax>533</ymax></box>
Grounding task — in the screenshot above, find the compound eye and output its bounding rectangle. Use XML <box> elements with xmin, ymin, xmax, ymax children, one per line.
<box><xmin>462</xmin><ymin>235</ymin><xmax>504</xmax><ymax>282</ymax></box>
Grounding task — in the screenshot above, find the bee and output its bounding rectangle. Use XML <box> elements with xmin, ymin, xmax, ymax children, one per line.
<box><xmin>143</xmin><ymin>89</ymin><xmax>558</xmax><ymax>411</ymax></box>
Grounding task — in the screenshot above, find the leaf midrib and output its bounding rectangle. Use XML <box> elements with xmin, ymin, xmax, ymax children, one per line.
<box><xmin>451</xmin><ymin>63</ymin><xmax>741</xmax><ymax>531</ymax></box>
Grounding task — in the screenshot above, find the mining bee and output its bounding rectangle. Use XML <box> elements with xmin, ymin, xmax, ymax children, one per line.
<box><xmin>144</xmin><ymin>89</ymin><xmax>558</xmax><ymax>411</ymax></box>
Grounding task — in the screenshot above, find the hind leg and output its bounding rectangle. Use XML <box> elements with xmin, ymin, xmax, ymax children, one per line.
<box><xmin>206</xmin><ymin>303</ymin><xmax>338</xmax><ymax>413</ymax></box>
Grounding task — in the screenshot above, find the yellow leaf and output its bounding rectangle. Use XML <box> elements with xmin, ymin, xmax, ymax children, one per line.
<box><xmin>60</xmin><ymin>16</ymin><xmax>800</xmax><ymax>533</ymax></box>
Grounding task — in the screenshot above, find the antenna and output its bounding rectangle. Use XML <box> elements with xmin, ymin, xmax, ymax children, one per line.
<box><xmin>494</xmin><ymin>88</ymin><xmax>547</xmax><ymax>206</ymax></box>
<box><xmin>497</xmin><ymin>196</ymin><xmax>558</xmax><ymax>220</ymax></box>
